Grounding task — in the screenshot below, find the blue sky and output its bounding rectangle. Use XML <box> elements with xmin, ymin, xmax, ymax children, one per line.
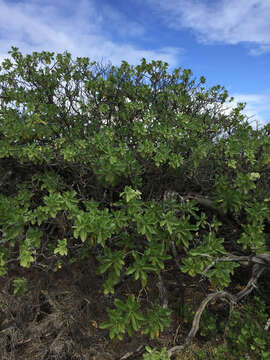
<box><xmin>0</xmin><ymin>0</ymin><xmax>270</xmax><ymax>127</ymax></box>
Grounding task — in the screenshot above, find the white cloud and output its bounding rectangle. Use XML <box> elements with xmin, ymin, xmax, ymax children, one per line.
<box><xmin>145</xmin><ymin>0</ymin><xmax>270</xmax><ymax>55</ymax></box>
<box><xmin>216</xmin><ymin>91</ymin><xmax>270</xmax><ymax>129</ymax></box>
<box><xmin>97</xmin><ymin>3</ymin><xmax>145</xmax><ymax>38</ymax></box>
<box><xmin>0</xmin><ymin>0</ymin><xmax>182</xmax><ymax>67</ymax></box>
<box><xmin>230</xmin><ymin>92</ymin><xmax>270</xmax><ymax>127</ymax></box>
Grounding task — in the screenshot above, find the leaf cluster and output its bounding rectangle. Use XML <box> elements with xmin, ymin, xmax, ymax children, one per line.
<box><xmin>0</xmin><ymin>48</ymin><xmax>269</xmax><ymax>351</ymax></box>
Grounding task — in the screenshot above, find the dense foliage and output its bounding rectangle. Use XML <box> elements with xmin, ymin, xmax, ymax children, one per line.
<box><xmin>0</xmin><ymin>47</ymin><xmax>269</xmax><ymax>358</ymax></box>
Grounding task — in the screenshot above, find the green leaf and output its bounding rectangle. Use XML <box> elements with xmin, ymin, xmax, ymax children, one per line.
<box><xmin>99</xmin><ymin>321</ymin><xmax>112</xmax><ymax>329</ymax></box>
<box><xmin>80</xmin><ymin>230</ymin><xmax>87</xmax><ymax>243</ymax></box>
<box><xmin>13</xmin><ymin>277</ymin><xmax>28</xmax><ymax>296</ymax></box>
<box><xmin>54</xmin><ymin>238</ymin><xmax>68</xmax><ymax>256</ymax></box>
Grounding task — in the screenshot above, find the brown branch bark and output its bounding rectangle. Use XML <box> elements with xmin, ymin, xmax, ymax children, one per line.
<box><xmin>167</xmin><ymin>255</ymin><xmax>269</xmax><ymax>358</ymax></box>
<box><xmin>156</xmin><ymin>274</ymin><xmax>168</xmax><ymax>309</ymax></box>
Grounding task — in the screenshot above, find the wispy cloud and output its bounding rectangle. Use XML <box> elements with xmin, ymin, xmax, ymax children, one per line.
<box><xmin>145</xmin><ymin>0</ymin><xmax>270</xmax><ymax>55</ymax></box>
<box><xmin>218</xmin><ymin>91</ymin><xmax>270</xmax><ymax>128</ymax></box>
<box><xmin>230</xmin><ymin>92</ymin><xmax>270</xmax><ymax>127</ymax></box>
<box><xmin>0</xmin><ymin>0</ymin><xmax>182</xmax><ymax>67</ymax></box>
<box><xmin>96</xmin><ymin>3</ymin><xmax>145</xmax><ymax>39</ymax></box>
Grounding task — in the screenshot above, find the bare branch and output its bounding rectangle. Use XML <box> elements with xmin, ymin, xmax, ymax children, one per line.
<box><xmin>167</xmin><ymin>258</ymin><xmax>269</xmax><ymax>358</ymax></box>
<box><xmin>167</xmin><ymin>291</ymin><xmax>237</xmax><ymax>358</ymax></box>
<box><xmin>202</xmin><ymin>254</ymin><xmax>270</xmax><ymax>276</ymax></box>
<box><xmin>156</xmin><ymin>274</ymin><xmax>168</xmax><ymax>309</ymax></box>
<box><xmin>235</xmin><ymin>264</ymin><xmax>266</xmax><ymax>301</ymax></box>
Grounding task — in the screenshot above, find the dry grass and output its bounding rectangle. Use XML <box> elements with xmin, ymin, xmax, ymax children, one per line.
<box><xmin>174</xmin><ymin>341</ymin><xmax>221</xmax><ymax>360</ymax></box>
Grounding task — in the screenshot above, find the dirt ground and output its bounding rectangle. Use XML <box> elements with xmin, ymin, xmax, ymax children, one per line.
<box><xmin>0</xmin><ymin>251</ymin><xmax>218</xmax><ymax>360</ymax></box>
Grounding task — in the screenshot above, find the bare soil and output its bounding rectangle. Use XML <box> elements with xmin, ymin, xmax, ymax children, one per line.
<box><xmin>0</xmin><ymin>255</ymin><xmax>205</xmax><ymax>360</ymax></box>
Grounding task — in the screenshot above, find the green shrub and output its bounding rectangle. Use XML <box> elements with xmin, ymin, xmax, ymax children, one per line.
<box><xmin>226</xmin><ymin>296</ymin><xmax>270</xmax><ymax>359</ymax></box>
<box><xmin>0</xmin><ymin>48</ymin><xmax>269</xmax><ymax>350</ymax></box>
<box><xmin>143</xmin><ymin>346</ymin><xmax>170</xmax><ymax>360</ymax></box>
